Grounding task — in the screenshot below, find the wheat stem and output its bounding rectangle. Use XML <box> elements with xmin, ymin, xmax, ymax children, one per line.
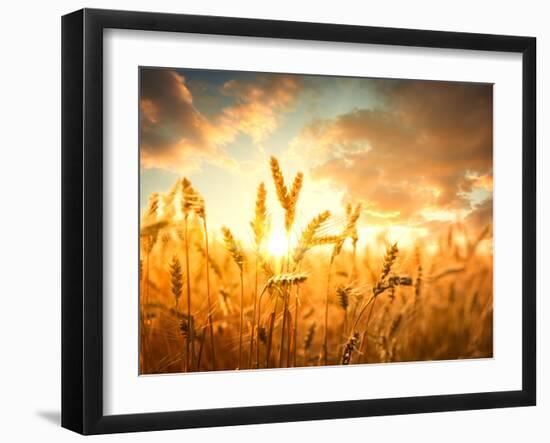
<box><xmin>196</xmin><ymin>329</ymin><xmax>206</xmax><ymax>371</ymax></box>
<box><xmin>183</xmin><ymin>216</ymin><xmax>193</xmax><ymax>371</ymax></box>
<box><xmin>264</xmin><ymin>284</ymin><xmax>288</xmax><ymax>367</ymax></box>
<box><xmin>290</xmin><ymin>284</ymin><xmax>299</xmax><ymax>367</ymax></box>
<box><xmin>265</xmin><ymin>295</ymin><xmax>279</xmax><ymax>368</ymax></box>
<box><xmin>278</xmin><ymin>241</ymin><xmax>292</xmax><ymax>368</ymax></box>
<box><xmin>248</xmin><ymin>255</ymin><xmax>259</xmax><ymax>369</ymax></box>
<box><xmin>254</xmin><ymin>285</ymin><xmax>269</xmax><ymax>368</ymax></box>
<box><xmin>321</xmin><ymin>259</ymin><xmax>333</xmax><ymax>366</ymax></box>
<box><xmin>279</xmin><ymin>292</ymin><xmax>289</xmax><ymax>367</ymax></box>
<box><xmin>202</xmin><ymin>219</ymin><xmax>216</xmax><ymax>371</ymax></box>
<box><xmin>237</xmin><ymin>269</ymin><xmax>244</xmax><ymax>369</ymax></box>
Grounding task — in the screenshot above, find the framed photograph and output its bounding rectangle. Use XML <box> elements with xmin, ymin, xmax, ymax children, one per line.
<box><xmin>61</xmin><ymin>8</ymin><xmax>536</xmax><ymax>435</ymax></box>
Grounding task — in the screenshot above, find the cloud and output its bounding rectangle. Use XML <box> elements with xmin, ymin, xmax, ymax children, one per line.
<box><xmin>140</xmin><ymin>69</ymin><xmax>302</xmax><ymax>174</ymax></box>
<box><xmin>286</xmin><ymin>80</ymin><xmax>493</xmax><ymax>227</ymax></box>
<box><xmin>219</xmin><ymin>75</ymin><xmax>301</xmax><ymax>143</ymax></box>
<box><xmin>465</xmin><ymin>197</ymin><xmax>493</xmax><ymax>231</ymax></box>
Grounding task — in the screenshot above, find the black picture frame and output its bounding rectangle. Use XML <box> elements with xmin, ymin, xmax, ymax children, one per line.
<box><xmin>61</xmin><ymin>8</ymin><xmax>537</xmax><ymax>435</ymax></box>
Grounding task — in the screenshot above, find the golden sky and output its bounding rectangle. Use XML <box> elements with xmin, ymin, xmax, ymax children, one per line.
<box><xmin>140</xmin><ymin>67</ymin><xmax>493</xmax><ymax>251</ymax></box>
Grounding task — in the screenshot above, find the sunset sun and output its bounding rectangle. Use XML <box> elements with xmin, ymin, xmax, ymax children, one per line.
<box><xmin>267</xmin><ymin>228</ymin><xmax>289</xmax><ymax>258</ymax></box>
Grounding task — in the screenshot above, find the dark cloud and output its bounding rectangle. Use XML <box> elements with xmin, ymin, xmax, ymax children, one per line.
<box><xmin>140</xmin><ymin>69</ymin><xmax>233</xmax><ymax>172</ymax></box>
<box><xmin>290</xmin><ymin>80</ymin><xmax>493</xmax><ymax>225</ymax></box>
<box><xmin>140</xmin><ymin>69</ymin><xmax>302</xmax><ymax>173</ymax></box>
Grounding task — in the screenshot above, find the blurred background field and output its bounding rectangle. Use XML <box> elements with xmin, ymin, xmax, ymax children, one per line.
<box><xmin>139</xmin><ymin>160</ymin><xmax>492</xmax><ymax>374</ymax></box>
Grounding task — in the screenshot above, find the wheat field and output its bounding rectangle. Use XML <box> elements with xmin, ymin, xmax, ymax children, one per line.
<box><xmin>139</xmin><ymin>156</ymin><xmax>493</xmax><ymax>374</ymax></box>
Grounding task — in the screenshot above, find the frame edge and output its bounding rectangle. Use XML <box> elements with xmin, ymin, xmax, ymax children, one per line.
<box><xmin>521</xmin><ymin>36</ymin><xmax>537</xmax><ymax>406</ymax></box>
<box><xmin>61</xmin><ymin>8</ymin><xmax>85</xmax><ymax>435</ymax></box>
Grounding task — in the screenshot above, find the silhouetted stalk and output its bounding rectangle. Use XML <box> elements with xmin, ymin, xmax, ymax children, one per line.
<box><xmin>146</xmin><ymin>250</ymin><xmax>150</xmax><ymax>307</ymax></box>
<box><xmin>270</xmin><ymin>157</ymin><xmax>302</xmax><ymax>369</ymax></box>
<box><xmin>290</xmin><ymin>210</ymin><xmax>332</xmax><ymax>367</ymax></box>
<box><xmin>248</xmin><ymin>255</ymin><xmax>259</xmax><ymax>369</ymax></box>
<box><xmin>238</xmin><ymin>269</ymin><xmax>244</xmax><ymax>369</ymax></box>
<box><xmin>303</xmin><ymin>322</ymin><xmax>316</xmax><ymax>366</ymax></box>
<box><xmin>286</xmin><ymin>306</ymin><xmax>292</xmax><ymax>366</ymax></box>
<box><xmin>278</xmin><ymin>292</ymin><xmax>289</xmax><ymax>367</ymax></box>
<box><xmin>356</xmin><ymin>243</ymin><xmax>398</xmax><ymax>363</ymax></box>
<box><xmin>255</xmin><ymin>285</ymin><xmax>269</xmax><ymax>368</ymax></box>
<box><xmin>266</xmin><ymin>296</ymin><xmax>279</xmax><ymax>368</ymax></box>
<box><xmin>351</xmin><ymin>294</ymin><xmax>376</xmax><ymax>332</ymax></box>
<box><xmin>357</xmin><ymin>296</ymin><xmax>377</xmax><ymax>364</ymax></box>
<box><xmin>202</xmin><ymin>219</ymin><xmax>216</xmax><ymax>371</ymax></box>
<box><xmin>278</xmin><ymin>236</ymin><xmax>292</xmax><ymax>367</ymax></box>
<box><xmin>221</xmin><ymin>226</ymin><xmax>245</xmax><ymax>370</ymax></box>
<box><xmin>196</xmin><ymin>328</ymin><xmax>206</xmax><ymax>371</ymax></box>
<box><xmin>291</xmin><ymin>273</ymin><xmax>302</xmax><ymax>367</ymax></box>
<box><xmin>351</xmin><ymin>243</ymin><xmax>358</xmax><ymax>280</ymax></box>
<box><xmin>341</xmin><ymin>309</ymin><xmax>348</xmax><ymax>344</ymax></box>
<box><xmin>322</xmin><ymin>259</ymin><xmax>334</xmax><ymax>366</ymax></box>
<box><xmin>183</xmin><ymin>216</ymin><xmax>194</xmax><ymax>371</ymax></box>
<box><xmin>249</xmin><ymin>183</ymin><xmax>267</xmax><ymax>369</ymax></box>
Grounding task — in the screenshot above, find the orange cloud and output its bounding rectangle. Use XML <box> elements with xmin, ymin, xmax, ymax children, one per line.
<box><xmin>140</xmin><ymin>69</ymin><xmax>302</xmax><ymax>174</ymax></box>
<box><xmin>287</xmin><ymin>80</ymin><xmax>493</xmax><ymax>229</ymax></box>
<box><xmin>465</xmin><ymin>197</ymin><xmax>493</xmax><ymax>231</ymax></box>
<box><xmin>218</xmin><ymin>75</ymin><xmax>302</xmax><ymax>143</ymax></box>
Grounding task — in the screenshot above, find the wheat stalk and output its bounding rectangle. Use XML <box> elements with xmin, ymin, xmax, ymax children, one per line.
<box><xmin>341</xmin><ymin>332</ymin><xmax>360</xmax><ymax>365</ymax></box>
<box><xmin>180</xmin><ymin>177</ymin><xmax>196</xmax><ymax>371</ymax></box>
<box><xmin>269</xmin><ymin>156</ymin><xmax>304</xmax><ymax>367</ymax></box>
<box><xmin>221</xmin><ymin>227</ymin><xmax>245</xmax><ymax>270</ymax></box>
<box><xmin>270</xmin><ymin>156</ymin><xmax>288</xmax><ymax>211</ymax></box>
<box><xmin>414</xmin><ymin>246</ymin><xmax>423</xmax><ymax>304</ymax></box>
<box><xmin>292</xmin><ymin>211</ymin><xmax>332</xmax><ymax>265</ymax></box>
<box><xmin>266</xmin><ymin>272</ymin><xmax>308</xmax><ymax>288</ymax></box>
<box><xmin>285</xmin><ymin>172</ymin><xmax>303</xmax><ymax>232</ymax></box>
<box><xmin>336</xmin><ymin>284</ymin><xmax>352</xmax><ymax>343</ymax></box>
<box><xmin>372</xmin><ymin>243</ymin><xmax>399</xmax><ymax>296</ymax></box>
<box><xmin>265</xmin><ymin>307</ymin><xmax>277</xmax><ymax>368</ymax></box>
<box><xmin>195</xmin><ymin>242</ymin><xmax>223</xmax><ymax>280</ymax></box>
<box><xmin>222</xmin><ymin>226</ymin><xmax>245</xmax><ymax>369</ymax></box>
<box><xmin>331</xmin><ymin>202</ymin><xmax>362</xmax><ymax>263</ymax></box>
<box><xmin>141</xmin><ymin>193</ymin><xmax>164</xmax><ymax>309</ymax></box>
<box><xmin>251</xmin><ymin>182</ymin><xmax>268</xmax><ymax>249</ymax></box>
<box><xmin>304</xmin><ymin>322</ymin><xmax>316</xmax><ymax>365</ymax></box>
<box><xmin>169</xmin><ymin>255</ymin><xmax>183</xmax><ymax>312</ymax></box>
<box><xmin>146</xmin><ymin>192</ymin><xmax>160</xmax><ymax>217</ymax></box>
<box><xmin>355</xmin><ymin>243</ymin><xmax>404</xmax><ymax>363</ymax></box>
<box><xmin>269</xmin><ymin>155</ymin><xmax>303</xmax><ymax>234</ymax></box>
<box><xmin>313</xmin><ymin>207</ymin><xmax>359</xmax><ymax>361</ymax></box>
<box><xmin>249</xmin><ymin>183</ymin><xmax>269</xmax><ymax>369</ymax></box>
<box><xmin>257</xmin><ymin>272</ymin><xmax>307</xmax><ymax>368</ymax></box>
<box><xmin>346</xmin><ymin>203</ymin><xmax>362</xmax><ymax>278</ymax></box>
<box><xmin>289</xmin><ymin>210</ymin><xmax>332</xmax><ymax>366</ymax></box>
<box><xmin>320</xmin><ymin>225</ymin><xmax>353</xmax><ymax>365</ymax></box>
<box><xmin>255</xmin><ymin>256</ymin><xmax>274</xmax><ymax>368</ymax></box>
<box><xmin>336</xmin><ymin>284</ymin><xmax>351</xmax><ymax>311</ymax></box>
<box><xmin>192</xmin><ymin>190</ymin><xmax>217</xmax><ymax>371</ymax></box>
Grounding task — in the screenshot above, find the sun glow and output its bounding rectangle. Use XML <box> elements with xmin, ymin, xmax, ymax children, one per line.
<box><xmin>267</xmin><ymin>228</ymin><xmax>290</xmax><ymax>258</ymax></box>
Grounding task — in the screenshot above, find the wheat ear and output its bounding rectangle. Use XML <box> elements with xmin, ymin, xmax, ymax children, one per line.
<box><xmin>341</xmin><ymin>332</ymin><xmax>360</xmax><ymax>365</ymax></box>
<box><xmin>169</xmin><ymin>255</ymin><xmax>183</xmax><ymax>312</ymax></box>
<box><xmin>222</xmin><ymin>227</ymin><xmax>245</xmax><ymax>369</ymax></box>
<box><xmin>193</xmin><ymin>190</ymin><xmax>217</xmax><ymax>371</ymax></box>
<box><xmin>292</xmin><ymin>210</ymin><xmax>331</xmax><ymax>265</ymax></box>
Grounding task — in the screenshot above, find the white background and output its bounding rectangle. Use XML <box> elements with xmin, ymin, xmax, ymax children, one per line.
<box><xmin>0</xmin><ymin>0</ymin><xmax>547</xmax><ymax>441</ymax></box>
